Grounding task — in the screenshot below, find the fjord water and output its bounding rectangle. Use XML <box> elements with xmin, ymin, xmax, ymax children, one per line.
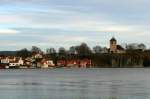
<box><xmin>0</xmin><ymin>69</ymin><xmax>150</xmax><ymax>99</ymax></box>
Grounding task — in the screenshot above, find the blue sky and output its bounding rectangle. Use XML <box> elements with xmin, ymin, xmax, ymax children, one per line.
<box><xmin>0</xmin><ymin>0</ymin><xmax>149</xmax><ymax>51</ymax></box>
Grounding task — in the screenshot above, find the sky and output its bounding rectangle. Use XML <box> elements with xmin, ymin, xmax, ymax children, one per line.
<box><xmin>0</xmin><ymin>0</ymin><xmax>149</xmax><ymax>51</ymax></box>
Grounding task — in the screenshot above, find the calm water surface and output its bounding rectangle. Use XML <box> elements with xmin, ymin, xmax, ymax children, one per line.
<box><xmin>0</xmin><ymin>68</ymin><xmax>150</xmax><ymax>99</ymax></box>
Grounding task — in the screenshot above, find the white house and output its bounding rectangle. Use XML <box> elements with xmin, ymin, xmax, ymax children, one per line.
<box><xmin>9</xmin><ymin>58</ymin><xmax>24</xmax><ymax>68</ymax></box>
<box><xmin>1</xmin><ymin>57</ymin><xmax>9</xmax><ymax>64</ymax></box>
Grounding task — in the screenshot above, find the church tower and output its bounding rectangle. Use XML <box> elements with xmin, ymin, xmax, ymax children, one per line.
<box><xmin>110</xmin><ymin>37</ymin><xmax>117</xmax><ymax>53</ymax></box>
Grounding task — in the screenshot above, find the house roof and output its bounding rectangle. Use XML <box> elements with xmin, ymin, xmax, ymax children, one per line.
<box><xmin>117</xmin><ymin>45</ymin><xmax>124</xmax><ymax>50</ymax></box>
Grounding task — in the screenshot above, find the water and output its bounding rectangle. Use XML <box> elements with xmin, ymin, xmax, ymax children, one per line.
<box><xmin>0</xmin><ymin>68</ymin><xmax>150</xmax><ymax>99</ymax></box>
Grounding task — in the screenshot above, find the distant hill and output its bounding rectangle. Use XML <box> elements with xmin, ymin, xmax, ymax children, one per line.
<box><xmin>0</xmin><ymin>51</ymin><xmax>17</xmax><ymax>56</ymax></box>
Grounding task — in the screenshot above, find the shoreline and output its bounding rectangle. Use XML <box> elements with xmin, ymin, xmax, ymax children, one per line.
<box><xmin>0</xmin><ymin>67</ymin><xmax>149</xmax><ymax>70</ymax></box>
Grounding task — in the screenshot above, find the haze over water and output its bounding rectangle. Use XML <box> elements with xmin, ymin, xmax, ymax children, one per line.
<box><xmin>0</xmin><ymin>68</ymin><xmax>150</xmax><ymax>99</ymax></box>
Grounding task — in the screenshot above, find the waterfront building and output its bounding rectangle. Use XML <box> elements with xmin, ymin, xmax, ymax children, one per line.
<box><xmin>9</xmin><ymin>58</ymin><xmax>24</xmax><ymax>68</ymax></box>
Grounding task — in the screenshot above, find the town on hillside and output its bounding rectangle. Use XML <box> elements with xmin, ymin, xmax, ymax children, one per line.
<box><xmin>0</xmin><ymin>37</ymin><xmax>149</xmax><ymax>69</ymax></box>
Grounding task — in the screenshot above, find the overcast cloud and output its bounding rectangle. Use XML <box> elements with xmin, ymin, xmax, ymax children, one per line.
<box><xmin>0</xmin><ymin>0</ymin><xmax>149</xmax><ymax>50</ymax></box>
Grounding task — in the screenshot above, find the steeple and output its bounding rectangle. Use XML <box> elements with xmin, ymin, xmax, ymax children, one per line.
<box><xmin>110</xmin><ymin>37</ymin><xmax>116</xmax><ymax>42</ymax></box>
<box><xmin>110</xmin><ymin>37</ymin><xmax>117</xmax><ymax>53</ymax></box>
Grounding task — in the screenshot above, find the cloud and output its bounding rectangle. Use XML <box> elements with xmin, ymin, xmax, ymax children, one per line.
<box><xmin>0</xmin><ymin>0</ymin><xmax>149</xmax><ymax>50</ymax></box>
<box><xmin>0</xmin><ymin>29</ymin><xmax>19</xmax><ymax>34</ymax></box>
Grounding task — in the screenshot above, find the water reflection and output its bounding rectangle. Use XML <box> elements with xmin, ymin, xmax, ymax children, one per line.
<box><xmin>0</xmin><ymin>69</ymin><xmax>149</xmax><ymax>99</ymax></box>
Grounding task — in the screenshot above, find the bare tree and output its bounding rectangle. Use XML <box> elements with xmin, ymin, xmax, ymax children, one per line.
<box><xmin>75</xmin><ymin>43</ymin><xmax>92</xmax><ymax>57</ymax></box>
<box><xmin>59</xmin><ymin>47</ymin><xmax>67</xmax><ymax>56</ymax></box>
<box><xmin>138</xmin><ymin>43</ymin><xmax>146</xmax><ymax>50</ymax></box>
<box><xmin>46</xmin><ymin>48</ymin><xmax>56</xmax><ymax>54</ymax></box>
<box><xmin>126</xmin><ymin>43</ymin><xmax>147</xmax><ymax>50</ymax></box>
<box><xmin>68</xmin><ymin>46</ymin><xmax>77</xmax><ymax>55</ymax></box>
<box><xmin>31</xmin><ymin>46</ymin><xmax>42</xmax><ymax>53</ymax></box>
<box><xmin>93</xmin><ymin>46</ymin><xmax>102</xmax><ymax>54</ymax></box>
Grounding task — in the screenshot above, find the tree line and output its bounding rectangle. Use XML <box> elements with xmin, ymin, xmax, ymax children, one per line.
<box><xmin>16</xmin><ymin>43</ymin><xmax>148</xmax><ymax>57</ymax></box>
<box><xmin>16</xmin><ymin>43</ymin><xmax>150</xmax><ymax>67</ymax></box>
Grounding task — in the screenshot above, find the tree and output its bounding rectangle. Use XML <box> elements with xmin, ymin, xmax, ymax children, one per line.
<box><xmin>93</xmin><ymin>46</ymin><xmax>102</xmax><ymax>54</ymax></box>
<box><xmin>16</xmin><ymin>48</ymin><xmax>31</xmax><ymax>58</ymax></box>
<box><xmin>138</xmin><ymin>43</ymin><xmax>146</xmax><ymax>50</ymax></box>
<box><xmin>31</xmin><ymin>46</ymin><xmax>42</xmax><ymax>53</ymax></box>
<box><xmin>126</xmin><ymin>43</ymin><xmax>146</xmax><ymax>50</ymax></box>
<box><xmin>68</xmin><ymin>46</ymin><xmax>77</xmax><ymax>55</ymax></box>
<box><xmin>46</xmin><ymin>48</ymin><xmax>56</xmax><ymax>54</ymax></box>
<box><xmin>45</xmin><ymin>47</ymin><xmax>57</xmax><ymax>66</ymax></box>
<box><xmin>126</xmin><ymin>43</ymin><xmax>138</xmax><ymax>50</ymax></box>
<box><xmin>75</xmin><ymin>43</ymin><xmax>92</xmax><ymax>57</ymax></box>
<box><xmin>58</xmin><ymin>47</ymin><xmax>67</xmax><ymax>56</ymax></box>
